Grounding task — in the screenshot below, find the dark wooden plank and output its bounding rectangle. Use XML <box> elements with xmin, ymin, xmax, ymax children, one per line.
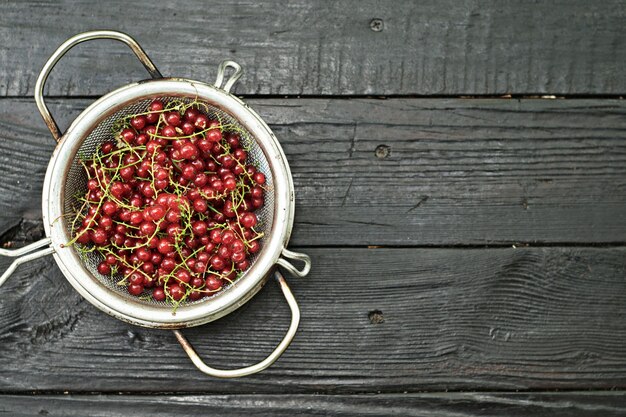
<box><xmin>2</xmin><ymin>392</ymin><xmax>626</xmax><ymax>417</ymax></box>
<box><xmin>1</xmin><ymin>98</ymin><xmax>625</xmax><ymax>246</ymax></box>
<box><xmin>0</xmin><ymin>247</ymin><xmax>625</xmax><ymax>392</ymax></box>
<box><xmin>1</xmin><ymin>0</ymin><xmax>624</xmax><ymax>96</ymax></box>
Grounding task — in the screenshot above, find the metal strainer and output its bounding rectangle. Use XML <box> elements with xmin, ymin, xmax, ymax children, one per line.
<box><xmin>0</xmin><ymin>31</ymin><xmax>311</xmax><ymax>378</ymax></box>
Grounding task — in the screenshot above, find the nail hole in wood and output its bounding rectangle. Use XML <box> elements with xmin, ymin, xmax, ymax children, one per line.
<box><xmin>370</xmin><ymin>18</ymin><xmax>384</xmax><ymax>32</ymax></box>
<box><xmin>368</xmin><ymin>310</ymin><xmax>385</xmax><ymax>324</ymax></box>
<box><xmin>375</xmin><ymin>145</ymin><xmax>390</xmax><ymax>159</ymax></box>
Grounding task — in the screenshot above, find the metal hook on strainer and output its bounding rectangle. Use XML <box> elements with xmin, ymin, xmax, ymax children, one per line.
<box><xmin>0</xmin><ymin>30</ymin><xmax>311</xmax><ymax>378</ymax></box>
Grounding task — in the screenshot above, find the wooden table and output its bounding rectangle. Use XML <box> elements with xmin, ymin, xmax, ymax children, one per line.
<box><xmin>1</xmin><ymin>1</ymin><xmax>625</xmax><ymax>415</ymax></box>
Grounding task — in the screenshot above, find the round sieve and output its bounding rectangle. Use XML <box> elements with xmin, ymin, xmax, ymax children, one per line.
<box><xmin>63</xmin><ymin>95</ymin><xmax>276</xmax><ymax>309</ymax></box>
<box><xmin>0</xmin><ymin>31</ymin><xmax>311</xmax><ymax>378</ymax></box>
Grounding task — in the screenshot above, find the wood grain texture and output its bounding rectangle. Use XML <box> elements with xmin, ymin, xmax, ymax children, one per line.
<box><xmin>1</xmin><ymin>1</ymin><xmax>623</xmax><ymax>410</ymax></box>
<box><xmin>1</xmin><ymin>98</ymin><xmax>625</xmax><ymax>245</ymax></box>
<box><xmin>2</xmin><ymin>392</ymin><xmax>626</xmax><ymax>417</ymax></box>
<box><xmin>0</xmin><ymin>247</ymin><xmax>625</xmax><ymax>392</ymax></box>
<box><xmin>0</xmin><ymin>0</ymin><xmax>624</xmax><ymax>96</ymax></box>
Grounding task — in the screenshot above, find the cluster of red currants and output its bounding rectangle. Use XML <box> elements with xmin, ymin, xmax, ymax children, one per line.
<box><xmin>71</xmin><ymin>99</ymin><xmax>266</xmax><ymax>304</ymax></box>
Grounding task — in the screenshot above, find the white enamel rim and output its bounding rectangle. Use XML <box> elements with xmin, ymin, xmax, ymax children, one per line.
<box><xmin>42</xmin><ymin>78</ymin><xmax>296</xmax><ymax>329</ymax></box>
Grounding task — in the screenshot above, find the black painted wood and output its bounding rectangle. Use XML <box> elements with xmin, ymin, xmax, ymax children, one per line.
<box><xmin>1</xmin><ymin>2</ymin><xmax>624</xmax><ymax>411</ymax></box>
<box><xmin>2</xmin><ymin>392</ymin><xmax>626</xmax><ymax>417</ymax></box>
<box><xmin>1</xmin><ymin>98</ymin><xmax>624</xmax><ymax>246</ymax></box>
<box><xmin>0</xmin><ymin>0</ymin><xmax>624</xmax><ymax>96</ymax></box>
<box><xmin>0</xmin><ymin>247</ymin><xmax>625</xmax><ymax>392</ymax></box>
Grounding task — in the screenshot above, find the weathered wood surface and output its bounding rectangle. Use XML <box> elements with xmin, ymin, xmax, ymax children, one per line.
<box><xmin>1</xmin><ymin>98</ymin><xmax>625</xmax><ymax>246</ymax></box>
<box><xmin>1</xmin><ymin>1</ymin><xmax>625</xmax><ymax>414</ymax></box>
<box><xmin>2</xmin><ymin>392</ymin><xmax>626</xmax><ymax>417</ymax></box>
<box><xmin>1</xmin><ymin>247</ymin><xmax>625</xmax><ymax>392</ymax></box>
<box><xmin>1</xmin><ymin>0</ymin><xmax>624</xmax><ymax>97</ymax></box>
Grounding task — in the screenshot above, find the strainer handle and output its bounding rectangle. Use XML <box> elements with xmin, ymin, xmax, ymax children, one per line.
<box><xmin>35</xmin><ymin>30</ymin><xmax>163</xmax><ymax>142</ymax></box>
<box><xmin>0</xmin><ymin>238</ymin><xmax>55</xmax><ymax>288</ymax></box>
<box><xmin>214</xmin><ymin>60</ymin><xmax>243</xmax><ymax>93</ymax></box>
<box><xmin>173</xmin><ymin>270</ymin><xmax>299</xmax><ymax>378</ymax></box>
<box><xmin>276</xmin><ymin>248</ymin><xmax>312</xmax><ymax>278</ymax></box>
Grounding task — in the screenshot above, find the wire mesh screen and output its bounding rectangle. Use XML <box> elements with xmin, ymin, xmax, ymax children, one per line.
<box><xmin>63</xmin><ymin>96</ymin><xmax>275</xmax><ymax>306</ymax></box>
